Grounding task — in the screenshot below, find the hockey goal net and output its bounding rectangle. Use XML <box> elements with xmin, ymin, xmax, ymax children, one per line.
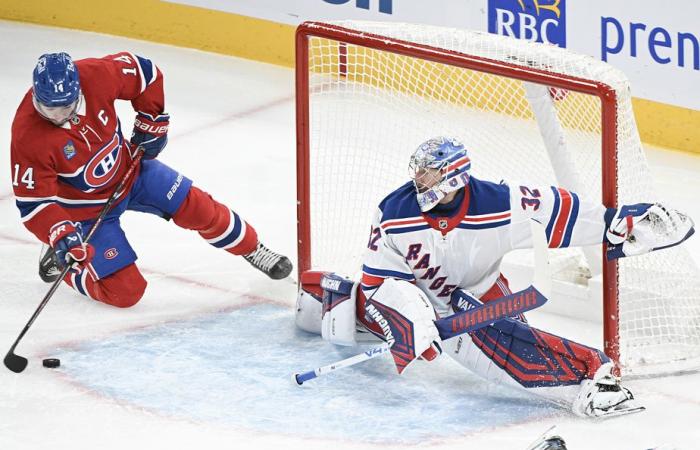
<box><xmin>296</xmin><ymin>21</ymin><xmax>700</xmax><ymax>377</ymax></box>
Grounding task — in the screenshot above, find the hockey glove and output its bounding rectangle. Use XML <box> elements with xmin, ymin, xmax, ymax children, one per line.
<box><xmin>48</xmin><ymin>221</ymin><xmax>95</xmax><ymax>269</ymax></box>
<box><xmin>605</xmin><ymin>203</ymin><xmax>695</xmax><ymax>260</ymax></box>
<box><xmin>131</xmin><ymin>112</ymin><xmax>169</xmax><ymax>159</ymax></box>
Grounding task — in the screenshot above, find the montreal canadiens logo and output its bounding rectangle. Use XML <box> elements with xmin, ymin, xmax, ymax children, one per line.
<box><xmin>84</xmin><ymin>134</ymin><xmax>122</xmax><ymax>188</ymax></box>
<box><xmin>104</xmin><ymin>248</ymin><xmax>119</xmax><ymax>260</ymax></box>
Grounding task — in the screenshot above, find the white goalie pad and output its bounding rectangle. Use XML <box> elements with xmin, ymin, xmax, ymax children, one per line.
<box><xmin>320</xmin><ymin>273</ymin><xmax>359</xmax><ymax>346</ymax></box>
<box><xmin>607</xmin><ymin>203</ymin><xmax>695</xmax><ymax>260</ymax></box>
<box><xmin>295</xmin><ymin>289</ymin><xmax>323</xmax><ymax>334</ymax></box>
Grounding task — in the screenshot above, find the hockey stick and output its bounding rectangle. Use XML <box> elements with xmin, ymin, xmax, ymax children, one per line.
<box><xmin>4</xmin><ymin>149</ymin><xmax>144</xmax><ymax>373</ymax></box>
<box><xmin>293</xmin><ymin>221</ymin><xmax>552</xmax><ymax>385</ymax></box>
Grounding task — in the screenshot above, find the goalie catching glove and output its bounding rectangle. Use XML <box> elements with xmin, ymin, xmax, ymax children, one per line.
<box><xmin>605</xmin><ymin>203</ymin><xmax>694</xmax><ymax>260</ymax></box>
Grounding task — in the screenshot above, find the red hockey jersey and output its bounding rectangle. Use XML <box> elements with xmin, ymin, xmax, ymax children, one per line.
<box><xmin>10</xmin><ymin>52</ymin><xmax>164</xmax><ymax>244</ymax></box>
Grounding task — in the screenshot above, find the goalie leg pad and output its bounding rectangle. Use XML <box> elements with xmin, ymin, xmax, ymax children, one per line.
<box><xmin>295</xmin><ymin>271</ymin><xmax>326</xmax><ymax>334</ymax></box>
<box><xmin>445</xmin><ymin>320</ymin><xmax>610</xmax><ymax>407</ymax></box>
<box><xmin>363</xmin><ymin>279</ymin><xmax>441</xmax><ymax>374</ymax></box>
<box><xmin>446</xmin><ymin>283</ymin><xmax>610</xmax><ymax>407</ymax></box>
<box><xmin>295</xmin><ymin>271</ymin><xmax>360</xmax><ymax>345</ymax></box>
<box><xmin>320</xmin><ymin>273</ymin><xmax>359</xmax><ymax>346</ymax></box>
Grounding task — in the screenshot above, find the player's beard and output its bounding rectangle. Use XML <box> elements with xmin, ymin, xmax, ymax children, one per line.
<box><xmin>32</xmin><ymin>95</ymin><xmax>80</xmax><ymax>126</ymax></box>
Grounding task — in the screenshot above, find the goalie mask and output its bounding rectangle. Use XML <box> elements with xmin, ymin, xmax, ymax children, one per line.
<box><xmin>409</xmin><ymin>137</ymin><xmax>471</xmax><ymax>212</ymax></box>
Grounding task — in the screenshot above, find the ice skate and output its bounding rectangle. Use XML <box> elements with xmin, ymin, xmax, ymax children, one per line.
<box><xmin>243</xmin><ymin>242</ymin><xmax>293</xmax><ymax>280</ymax></box>
<box><xmin>572</xmin><ymin>363</ymin><xmax>645</xmax><ymax>418</ymax></box>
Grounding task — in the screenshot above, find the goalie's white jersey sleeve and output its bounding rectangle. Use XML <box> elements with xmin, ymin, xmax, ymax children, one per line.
<box><xmin>361</xmin><ymin>177</ymin><xmax>608</xmax><ymax>316</ymax></box>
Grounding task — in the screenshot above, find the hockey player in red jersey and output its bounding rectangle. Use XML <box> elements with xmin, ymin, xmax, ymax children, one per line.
<box><xmin>295</xmin><ymin>137</ymin><xmax>694</xmax><ymax>418</ymax></box>
<box><xmin>11</xmin><ymin>52</ymin><xmax>292</xmax><ymax>308</ymax></box>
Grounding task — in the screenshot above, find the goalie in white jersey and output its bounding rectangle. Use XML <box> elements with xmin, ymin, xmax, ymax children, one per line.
<box><xmin>296</xmin><ymin>136</ymin><xmax>694</xmax><ymax>418</ymax></box>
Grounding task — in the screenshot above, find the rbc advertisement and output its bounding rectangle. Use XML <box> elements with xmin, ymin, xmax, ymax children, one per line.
<box><xmin>169</xmin><ymin>0</ymin><xmax>698</xmax><ymax>110</ymax></box>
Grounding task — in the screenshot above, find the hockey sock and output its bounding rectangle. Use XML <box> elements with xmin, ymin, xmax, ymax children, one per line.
<box><xmin>172</xmin><ymin>186</ymin><xmax>258</xmax><ymax>255</ymax></box>
<box><xmin>63</xmin><ymin>264</ymin><xmax>147</xmax><ymax>308</ymax></box>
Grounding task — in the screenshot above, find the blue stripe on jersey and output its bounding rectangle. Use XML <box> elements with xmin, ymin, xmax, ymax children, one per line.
<box><xmin>16</xmin><ymin>199</ymin><xmax>54</xmax><ymax>218</ymax></box>
<box><xmin>456</xmin><ymin>220</ymin><xmax>511</xmax><ymax>230</ymax></box>
<box><xmin>73</xmin><ymin>272</ymin><xmax>87</xmax><ymax>297</ymax></box>
<box><xmin>136</xmin><ymin>55</ymin><xmax>155</xmax><ymax>85</ymax></box>
<box><xmin>545</xmin><ymin>186</ymin><xmax>560</xmax><ymax>243</ymax></box>
<box><xmin>561</xmin><ymin>192</ymin><xmax>580</xmax><ymax>247</ymax></box>
<box><xmin>211</xmin><ymin>211</ymin><xmax>242</xmax><ymax>249</ymax></box>
<box><xmin>362</xmin><ymin>265</ymin><xmax>415</xmax><ymax>281</ymax></box>
<box><xmin>384</xmin><ymin>224</ymin><xmax>431</xmax><ymax>235</ymax></box>
<box><xmin>57</xmin><ymin>200</ymin><xmax>108</xmax><ymax>209</ymax></box>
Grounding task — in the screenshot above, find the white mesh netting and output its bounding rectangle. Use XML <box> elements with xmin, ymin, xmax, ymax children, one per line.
<box><xmin>299</xmin><ymin>21</ymin><xmax>700</xmax><ymax>376</ymax></box>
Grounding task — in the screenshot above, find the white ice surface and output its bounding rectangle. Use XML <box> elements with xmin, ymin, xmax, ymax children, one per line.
<box><xmin>1</xmin><ymin>20</ymin><xmax>700</xmax><ymax>450</ymax></box>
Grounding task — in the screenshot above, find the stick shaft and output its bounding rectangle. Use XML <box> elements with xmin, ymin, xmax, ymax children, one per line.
<box><xmin>294</xmin><ymin>344</ymin><xmax>390</xmax><ymax>385</ymax></box>
<box><xmin>3</xmin><ymin>150</ymin><xmax>144</xmax><ymax>372</ymax></box>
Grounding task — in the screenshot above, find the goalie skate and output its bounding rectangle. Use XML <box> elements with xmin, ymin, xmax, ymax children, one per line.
<box><xmin>38</xmin><ymin>245</ymin><xmax>61</xmax><ymax>283</ymax></box>
<box><xmin>572</xmin><ymin>363</ymin><xmax>645</xmax><ymax>418</ymax></box>
<box><xmin>243</xmin><ymin>242</ymin><xmax>293</xmax><ymax>280</ymax></box>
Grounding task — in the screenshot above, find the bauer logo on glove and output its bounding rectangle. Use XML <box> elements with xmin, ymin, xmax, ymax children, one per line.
<box><xmin>130</xmin><ymin>111</ymin><xmax>170</xmax><ymax>159</ymax></box>
<box><xmin>47</xmin><ymin>220</ymin><xmax>95</xmax><ymax>269</ymax></box>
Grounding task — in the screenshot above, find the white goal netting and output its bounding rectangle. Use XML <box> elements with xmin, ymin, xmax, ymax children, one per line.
<box><xmin>297</xmin><ymin>21</ymin><xmax>700</xmax><ymax>376</ymax></box>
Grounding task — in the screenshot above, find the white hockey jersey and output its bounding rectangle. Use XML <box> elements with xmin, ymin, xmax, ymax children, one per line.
<box><xmin>361</xmin><ymin>177</ymin><xmax>609</xmax><ymax>316</ymax></box>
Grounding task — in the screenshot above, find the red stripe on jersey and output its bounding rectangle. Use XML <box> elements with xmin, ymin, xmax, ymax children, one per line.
<box><xmin>549</xmin><ymin>188</ymin><xmax>573</xmax><ymax>248</ymax></box>
<box><xmin>361</xmin><ymin>273</ymin><xmax>386</xmax><ymax>287</ymax></box>
<box><xmin>462</xmin><ymin>212</ymin><xmax>510</xmax><ymax>223</ymax></box>
<box><xmin>380</xmin><ymin>217</ymin><xmax>427</xmax><ymax>229</ymax></box>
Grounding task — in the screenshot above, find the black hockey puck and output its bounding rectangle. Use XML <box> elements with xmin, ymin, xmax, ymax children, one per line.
<box><xmin>42</xmin><ymin>358</ymin><xmax>60</xmax><ymax>368</ymax></box>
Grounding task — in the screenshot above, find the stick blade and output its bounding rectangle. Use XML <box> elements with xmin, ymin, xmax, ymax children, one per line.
<box><xmin>4</xmin><ymin>352</ymin><xmax>28</xmax><ymax>373</ymax></box>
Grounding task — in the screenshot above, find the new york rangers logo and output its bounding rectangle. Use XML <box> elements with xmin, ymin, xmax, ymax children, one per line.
<box><xmin>84</xmin><ymin>134</ymin><xmax>122</xmax><ymax>188</ymax></box>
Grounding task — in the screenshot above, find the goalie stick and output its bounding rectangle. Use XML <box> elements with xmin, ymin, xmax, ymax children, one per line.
<box><xmin>293</xmin><ymin>220</ymin><xmax>551</xmax><ymax>386</ymax></box>
<box><xmin>3</xmin><ymin>149</ymin><xmax>145</xmax><ymax>374</ymax></box>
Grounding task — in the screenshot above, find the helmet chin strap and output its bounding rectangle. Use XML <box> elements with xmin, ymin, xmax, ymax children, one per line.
<box><xmin>416</xmin><ymin>173</ymin><xmax>469</xmax><ymax>212</ymax></box>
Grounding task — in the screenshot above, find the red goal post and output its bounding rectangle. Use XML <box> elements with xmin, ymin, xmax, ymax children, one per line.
<box><xmin>295</xmin><ymin>21</ymin><xmax>700</xmax><ymax>377</ymax></box>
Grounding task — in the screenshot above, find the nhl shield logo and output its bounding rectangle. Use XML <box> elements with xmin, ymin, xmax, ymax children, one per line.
<box><xmin>63</xmin><ymin>140</ymin><xmax>76</xmax><ymax>160</ymax></box>
<box><xmin>439</xmin><ymin>219</ymin><xmax>448</xmax><ymax>229</ymax></box>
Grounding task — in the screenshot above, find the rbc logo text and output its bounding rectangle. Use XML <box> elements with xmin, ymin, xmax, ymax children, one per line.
<box><xmin>488</xmin><ymin>0</ymin><xmax>566</xmax><ymax>47</ymax></box>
